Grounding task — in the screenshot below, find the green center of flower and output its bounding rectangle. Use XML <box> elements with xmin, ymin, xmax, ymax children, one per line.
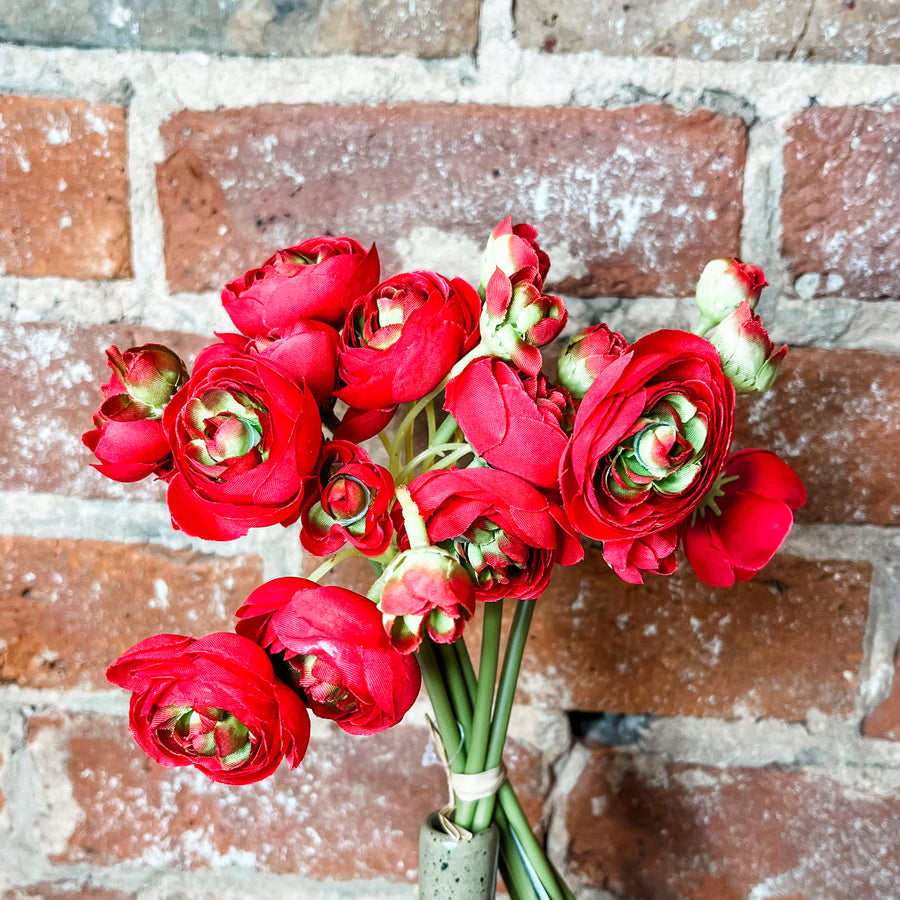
<box><xmin>448</xmin><ymin>517</ymin><xmax>528</xmax><ymax>590</ymax></box>
<box><xmin>357</xmin><ymin>285</ymin><xmax>426</xmax><ymax>350</ymax></box>
<box><xmin>606</xmin><ymin>394</ymin><xmax>709</xmax><ymax>501</ymax></box>
<box><xmin>287</xmin><ymin>655</ymin><xmax>358</xmax><ymax>717</ymax></box>
<box><xmin>321</xmin><ymin>474</ymin><xmax>371</xmax><ymax>528</ymax></box>
<box><xmin>186</xmin><ymin>388</ymin><xmax>267</xmax><ymax>466</ymax></box>
<box><xmin>154</xmin><ymin>704</ymin><xmax>253</xmax><ymax>769</ymax></box>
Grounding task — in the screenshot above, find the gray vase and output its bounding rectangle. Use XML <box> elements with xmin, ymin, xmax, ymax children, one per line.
<box><xmin>418</xmin><ymin>811</ymin><xmax>500</xmax><ymax>899</ymax></box>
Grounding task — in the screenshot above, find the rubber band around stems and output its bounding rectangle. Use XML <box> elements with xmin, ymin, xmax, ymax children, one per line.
<box><xmin>427</xmin><ymin>715</ymin><xmax>507</xmax><ymax>841</ymax></box>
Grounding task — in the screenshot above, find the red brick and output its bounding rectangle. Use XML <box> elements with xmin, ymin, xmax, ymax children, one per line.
<box><xmin>3</xmin><ymin>887</ymin><xmax>133</xmax><ymax>900</ymax></box>
<box><xmin>783</xmin><ymin>107</ymin><xmax>900</xmax><ymax>300</ymax></box>
<box><xmin>863</xmin><ymin>642</ymin><xmax>900</xmax><ymax>741</ymax></box>
<box><xmin>40</xmin><ymin>713</ymin><xmax>544</xmax><ymax>880</ymax></box>
<box><xmin>0</xmin><ymin>321</ymin><xmax>208</xmax><ymax>501</ymax></box>
<box><xmin>522</xmin><ymin>546</ymin><xmax>868</xmax><ymax>719</ymax></box>
<box><xmin>0</xmin><ymin>95</ymin><xmax>131</xmax><ymax>279</ymax></box>
<box><xmin>0</xmin><ymin>536</ymin><xmax>262</xmax><ymax>689</ymax></box>
<box><xmin>516</xmin><ymin>0</ymin><xmax>900</xmax><ymax>63</ymax></box>
<box><xmin>156</xmin><ymin>103</ymin><xmax>745</xmax><ymax>297</ymax></box>
<box><xmin>733</xmin><ymin>347</ymin><xmax>900</xmax><ymax>526</ymax></box>
<box><xmin>565</xmin><ymin>747</ymin><xmax>900</xmax><ymax>900</ymax></box>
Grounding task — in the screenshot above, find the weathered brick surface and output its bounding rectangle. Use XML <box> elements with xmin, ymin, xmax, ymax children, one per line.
<box><xmin>322</xmin><ymin>550</ymin><xmax>869</xmax><ymax>721</ymax></box>
<box><xmin>0</xmin><ymin>322</ymin><xmax>208</xmax><ymax>501</ymax></box>
<box><xmin>0</xmin><ymin>95</ymin><xmax>131</xmax><ymax>280</ymax></box>
<box><xmin>0</xmin><ymin>537</ymin><xmax>262</xmax><ymax>689</ymax></box>
<box><xmin>3</xmin><ymin>887</ymin><xmax>133</xmax><ymax>900</ymax></box>
<box><xmin>156</xmin><ymin>103</ymin><xmax>744</xmax><ymax>297</ymax></box>
<box><xmin>34</xmin><ymin>712</ymin><xmax>544</xmax><ymax>880</ymax></box>
<box><xmin>516</xmin><ymin>0</ymin><xmax>900</xmax><ymax>63</ymax></box>
<box><xmin>0</xmin><ymin>0</ymin><xmax>479</xmax><ymax>58</ymax></box>
<box><xmin>863</xmin><ymin>643</ymin><xmax>900</xmax><ymax>741</ymax></box>
<box><xmin>521</xmin><ymin>547</ymin><xmax>868</xmax><ymax>719</ymax></box>
<box><xmin>783</xmin><ymin>107</ymin><xmax>900</xmax><ymax>301</ymax></box>
<box><xmin>566</xmin><ymin>747</ymin><xmax>900</xmax><ymax>899</ymax></box>
<box><xmin>733</xmin><ymin>347</ymin><xmax>900</xmax><ymax>526</ymax></box>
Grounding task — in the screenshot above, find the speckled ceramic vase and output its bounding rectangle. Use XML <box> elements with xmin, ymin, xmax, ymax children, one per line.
<box><xmin>418</xmin><ymin>812</ymin><xmax>499</xmax><ymax>899</ymax></box>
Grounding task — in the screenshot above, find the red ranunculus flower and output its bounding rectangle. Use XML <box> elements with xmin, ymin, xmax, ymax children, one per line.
<box><xmin>106</xmin><ymin>632</ymin><xmax>310</xmax><ymax>785</ymax></box>
<box><xmin>400</xmin><ymin>467</ymin><xmax>583</xmax><ymax>603</ymax></box>
<box><xmin>301</xmin><ymin>440</ymin><xmax>394</xmax><ymax>557</ymax></box>
<box><xmin>163</xmin><ymin>345</ymin><xmax>322</xmax><ymax>541</ymax></box>
<box><xmin>201</xmin><ymin>318</ymin><xmax>340</xmax><ymax>410</ymax></box>
<box><xmin>561</xmin><ymin>330</ymin><xmax>735</xmax><ymax>542</ymax></box>
<box><xmin>376</xmin><ymin>544</ymin><xmax>476</xmax><ymax>654</ymax></box>
<box><xmin>222</xmin><ymin>237</ymin><xmax>380</xmax><ymax>333</ymax></box>
<box><xmin>602</xmin><ymin>525</ymin><xmax>681</xmax><ymax>585</ymax></box>
<box><xmin>83</xmin><ymin>344</ymin><xmax>189</xmax><ymax>482</ymax></box>
<box><xmin>684</xmin><ymin>449</ymin><xmax>806</xmax><ymax>587</ymax></box>
<box><xmin>444</xmin><ymin>357</ymin><xmax>575</xmax><ymax>491</ymax></box>
<box><xmin>235</xmin><ymin>577</ymin><xmax>421</xmax><ymax>735</ymax></box>
<box><xmin>336</xmin><ymin>270</ymin><xmax>481</xmax><ymax>412</ymax></box>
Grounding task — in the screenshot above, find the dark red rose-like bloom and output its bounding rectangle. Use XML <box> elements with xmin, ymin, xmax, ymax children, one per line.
<box><xmin>400</xmin><ymin>467</ymin><xmax>583</xmax><ymax>603</ymax></box>
<box><xmin>561</xmin><ymin>330</ymin><xmax>735</xmax><ymax>542</ymax></box>
<box><xmin>222</xmin><ymin>237</ymin><xmax>380</xmax><ymax>333</ymax></box>
<box><xmin>602</xmin><ymin>525</ymin><xmax>681</xmax><ymax>585</ymax></box>
<box><xmin>106</xmin><ymin>632</ymin><xmax>310</xmax><ymax>785</ymax></box>
<box><xmin>236</xmin><ymin>577</ymin><xmax>421</xmax><ymax>735</ymax></box>
<box><xmin>301</xmin><ymin>440</ymin><xmax>395</xmax><ymax>557</ymax></box>
<box><xmin>163</xmin><ymin>345</ymin><xmax>322</xmax><ymax>541</ymax></box>
<box><xmin>684</xmin><ymin>449</ymin><xmax>806</xmax><ymax>587</ymax></box>
<box><xmin>336</xmin><ymin>270</ymin><xmax>481</xmax><ymax>412</ymax></box>
<box><xmin>444</xmin><ymin>357</ymin><xmax>575</xmax><ymax>491</ymax></box>
<box><xmin>83</xmin><ymin>344</ymin><xmax>188</xmax><ymax>482</ymax></box>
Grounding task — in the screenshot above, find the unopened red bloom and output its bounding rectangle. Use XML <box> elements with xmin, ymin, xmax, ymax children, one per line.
<box><xmin>301</xmin><ymin>440</ymin><xmax>394</xmax><ymax>557</ymax></box>
<box><xmin>236</xmin><ymin>577</ymin><xmax>421</xmax><ymax>735</ymax></box>
<box><xmin>401</xmin><ymin>467</ymin><xmax>583</xmax><ymax>603</ymax></box>
<box><xmin>163</xmin><ymin>345</ymin><xmax>321</xmax><ymax>541</ymax></box>
<box><xmin>557</xmin><ymin>324</ymin><xmax>628</xmax><ymax>401</ymax></box>
<box><xmin>106</xmin><ymin>632</ymin><xmax>310</xmax><ymax>785</ymax></box>
<box><xmin>336</xmin><ymin>270</ymin><xmax>481</xmax><ymax>412</ymax></box>
<box><xmin>477</xmin><ymin>216</ymin><xmax>550</xmax><ymax>294</ymax></box>
<box><xmin>222</xmin><ymin>236</ymin><xmax>380</xmax><ymax>333</ymax></box>
<box><xmin>376</xmin><ymin>544</ymin><xmax>476</xmax><ymax>654</ymax></box>
<box><xmin>560</xmin><ymin>330</ymin><xmax>734</xmax><ymax>542</ymax></box>
<box><xmin>684</xmin><ymin>449</ymin><xmax>806</xmax><ymax>587</ymax></box>
<box><xmin>444</xmin><ymin>357</ymin><xmax>574</xmax><ymax>490</ymax></box>
<box><xmin>83</xmin><ymin>344</ymin><xmax>189</xmax><ymax>482</ymax></box>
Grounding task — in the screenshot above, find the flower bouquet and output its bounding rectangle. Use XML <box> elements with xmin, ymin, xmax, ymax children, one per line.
<box><xmin>84</xmin><ymin>218</ymin><xmax>805</xmax><ymax>899</ymax></box>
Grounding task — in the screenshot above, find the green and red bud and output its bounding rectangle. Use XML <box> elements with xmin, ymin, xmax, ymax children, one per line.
<box><xmin>694</xmin><ymin>258</ymin><xmax>767</xmax><ymax>336</ymax></box>
<box><xmin>707</xmin><ymin>301</ymin><xmax>787</xmax><ymax>395</ymax></box>
<box><xmin>374</xmin><ymin>544</ymin><xmax>476</xmax><ymax>654</ymax></box>
<box><xmin>557</xmin><ymin>324</ymin><xmax>628</xmax><ymax>400</ymax></box>
<box><xmin>479</xmin><ymin>268</ymin><xmax>567</xmax><ymax>376</ymax></box>
<box><xmin>154</xmin><ymin>704</ymin><xmax>253</xmax><ymax>770</ymax></box>
<box><xmin>105</xmin><ymin>344</ymin><xmax>189</xmax><ymax>417</ymax></box>
<box><xmin>477</xmin><ymin>216</ymin><xmax>550</xmax><ymax>297</ymax></box>
<box><xmin>372</xmin><ymin>486</ymin><xmax>475</xmax><ymax>653</ymax></box>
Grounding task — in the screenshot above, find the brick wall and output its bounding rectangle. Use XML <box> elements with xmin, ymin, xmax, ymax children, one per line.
<box><xmin>1</xmin><ymin>2</ymin><xmax>899</xmax><ymax>898</ymax></box>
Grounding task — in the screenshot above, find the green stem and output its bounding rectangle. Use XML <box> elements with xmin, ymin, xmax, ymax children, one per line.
<box><xmin>437</xmin><ymin>642</ymin><xmax>473</xmax><ymax>732</ymax></box>
<box><xmin>416</xmin><ymin>639</ymin><xmax>465</xmax><ymax>769</ymax></box>
<box><xmin>431</xmin><ymin>412</ymin><xmax>459</xmax><ymax>447</ymax></box>
<box><xmin>472</xmin><ymin>598</ymin><xmax>536</xmax><ymax>832</ymax></box>
<box><xmin>454</xmin><ymin>600</ymin><xmax>503</xmax><ymax>830</ymax></box>
<box><xmin>452</xmin><ymin>626</ymin><xmax>561</xmax><ymax>900</ymax></box>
